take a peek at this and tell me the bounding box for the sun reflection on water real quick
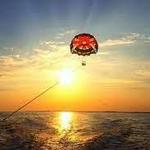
[58,112,73,133]
[51,112,89,143]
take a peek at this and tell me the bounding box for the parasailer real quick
[70,33,98,66]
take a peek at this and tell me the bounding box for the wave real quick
[0,112,149,150]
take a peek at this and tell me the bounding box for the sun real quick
[58,69,75,85]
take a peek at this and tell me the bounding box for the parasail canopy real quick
[70,33,98,56]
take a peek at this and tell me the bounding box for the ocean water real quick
[0,112,149,150]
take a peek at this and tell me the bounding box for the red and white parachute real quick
[70,33,98,65]
[70,33,98,56]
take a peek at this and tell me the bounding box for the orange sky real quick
[0,30,150,112]
[0,60,150,112]
[0,0,150,112]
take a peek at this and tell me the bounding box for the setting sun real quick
[58,69,75,85]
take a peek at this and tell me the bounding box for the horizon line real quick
[0,110,150,113]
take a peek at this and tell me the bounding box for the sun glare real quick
[59,112,73,131]
[58,69,74,85]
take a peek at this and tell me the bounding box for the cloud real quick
[0,87,13,91]
[135,70,150,79]
[0,74,3,77]
[100,39,135,47]
[0,30,149,91]
[100,33,140,48]
[56,29,77,39]
[0,38,70,75]
[39,40,66,52]
[144,36,150,43]
[0,31,149,73]
[128,33,150,43]
[0,54,31,72]
[1,31,149,74]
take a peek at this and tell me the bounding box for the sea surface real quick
[0,112,150,150]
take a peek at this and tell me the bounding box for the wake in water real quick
[0,112,150,150]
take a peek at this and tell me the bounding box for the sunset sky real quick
[0,0,150,112]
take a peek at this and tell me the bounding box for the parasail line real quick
[1,65,82,122]
[2,82,58,121]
